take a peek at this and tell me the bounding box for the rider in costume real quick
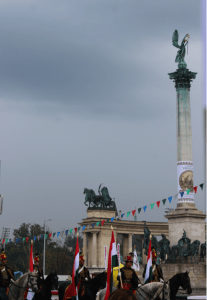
[77,253,90,298]
[143,249,164,282]
[0,250,15,300]
[117,255,141,295]
[33,251,44,292]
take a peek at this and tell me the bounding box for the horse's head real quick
[180,272,192,294]
[49,271,59,290]
[162,282,170,300]
[28,272,38,292]
[99,271,107,290]
[83,188,87,194]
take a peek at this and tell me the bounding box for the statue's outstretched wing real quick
[172,30,181,49]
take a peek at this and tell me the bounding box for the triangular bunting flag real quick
[26,237,29,242]
[187,189,190,195]
[150,204,154,209]
[143,206,147,212]
[45,234,48,240]
[9,239,11,243]
[132,210,136,216]
[180,191,184,197]
[74,228,77,233]
[101,220,105,226]
[49,233,52,239]
[57,232,60,237]
[5,239,8,244]
[65,230,68,236]
[41,235,44,239]
[199,183,204,190]
[156,201,160,208]
[138,208,141,214]
[162,199,166,205]
[106,219,110,223]
[82,226,86,231]
[193,186,197,194]
[70,229,73,234]
[97,221,100,226]
[92,223,95,228]
[78,227,81,231]
[34,236,36,241]
[53,232,56,238]
[121,213,125,218]
[111,217,114,222]
[127,212,130,217]
[23,238,25,243]
[168,196,172,203]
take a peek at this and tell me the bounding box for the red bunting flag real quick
[193,186,197,194]
[2,239,5,244]
[74,228,77,234]
[49,233,52,239]
[101,220,105,226]
[132,210,136,216]
[26,237,29,242]
[156,201,160,208]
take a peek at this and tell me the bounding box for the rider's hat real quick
[34,251,40,262]
[152,249,157,259]
[79,253,85,262]
[125,255,133,263]
[0,249,7,261]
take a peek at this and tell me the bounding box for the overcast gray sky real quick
[0,0,205,236]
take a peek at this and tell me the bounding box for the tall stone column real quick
[166,59,205,246]
[128,234,133,254]
[92,232,98,267]
[83,232,87,266]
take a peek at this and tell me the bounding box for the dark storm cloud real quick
[0,0,201,120]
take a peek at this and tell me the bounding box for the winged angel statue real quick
[172,30,190,63]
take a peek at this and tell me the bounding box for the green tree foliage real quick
[4,223,83,275]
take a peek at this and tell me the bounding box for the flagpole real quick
[111,225,123,289]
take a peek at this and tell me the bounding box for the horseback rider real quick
[77,253,90,298]
[143,249,164,283]
[117,254,141,295]
[0,249,15,300]
[33,251,44,292]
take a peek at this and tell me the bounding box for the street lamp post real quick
[43,219,52,276]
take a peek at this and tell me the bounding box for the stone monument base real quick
[165,203,206,246]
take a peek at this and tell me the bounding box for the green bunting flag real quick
[127,212,130,217]
[187,189,190,195]
[162,199,166,205]
[150,203,154,209]
[199,183,204,190]
[5,239,8,244]
[23,237,25,243]
[78,227,81,231]
[106,218,110,223]
[45,234,48,239]
[70,229,73,234]
[138,208,141,214]
[96,222,100,226]
[53,233,56,238]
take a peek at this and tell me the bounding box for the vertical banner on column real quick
[104,245,107,270]
[117,243,120,265]
[177,161,194,203]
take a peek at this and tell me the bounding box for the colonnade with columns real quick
[79,209,169,274]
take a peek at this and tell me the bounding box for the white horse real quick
[8,271,38,300]
[97,282,170,300]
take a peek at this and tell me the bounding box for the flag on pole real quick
[104,230,118,300]
[133,246,140,271]
[71,236,80,300]
[29,241,34,272]
[144,239,152,283]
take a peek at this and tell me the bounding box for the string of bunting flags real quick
[1,183,204,245]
